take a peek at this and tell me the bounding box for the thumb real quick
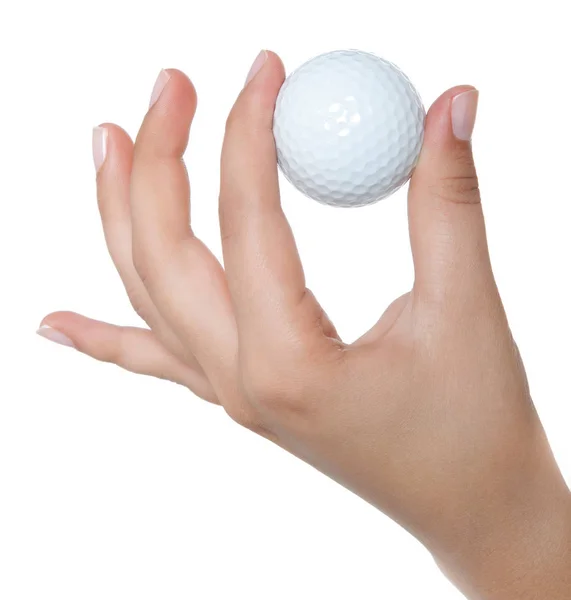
[408,86,493,302]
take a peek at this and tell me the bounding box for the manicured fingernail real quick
[451,89,479,141]
[150,69,171,108]
[36,325,75,349]
[245,50,268,87]
[92,126,108,173]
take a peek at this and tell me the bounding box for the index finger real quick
[219,51,308,344]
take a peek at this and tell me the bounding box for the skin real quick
[40,52,571,598]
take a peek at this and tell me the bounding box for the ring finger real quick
[94,122,207,376]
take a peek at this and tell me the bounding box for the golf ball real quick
[273,50,425,208]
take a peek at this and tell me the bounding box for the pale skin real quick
[38,51,571,598]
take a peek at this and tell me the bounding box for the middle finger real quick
[129,70,238,392]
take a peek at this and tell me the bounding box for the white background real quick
[1,1,570,598]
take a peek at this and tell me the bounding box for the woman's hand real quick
[38,51,571,598]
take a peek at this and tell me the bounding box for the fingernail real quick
[245,50,268,87]
[451,89,479,141]
[36,325,75,349]
[150,69,171,108]
[92,126,108,173]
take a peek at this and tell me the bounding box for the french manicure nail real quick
[36,325,76,349]
[150,69,171,109]
[451,89,479,141]
[245,50,268,87]
[92,126,108,173]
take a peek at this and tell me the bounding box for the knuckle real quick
[124,286,149,323]
[224,105,245,136]
[429,173,480,205]
[107,327,130,367]
[224,95,265,139]
[213,380,266,434]
[218,207,236,246]
[240,351,318,419]
[132,240,170,290]
[132,245,151,283]
[223,399,264,433]
[243,370,287,408]
[428,146,481,205]
[131,302,148,323]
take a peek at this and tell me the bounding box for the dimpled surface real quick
[273,50,425,207]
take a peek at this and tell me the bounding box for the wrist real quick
[434,484,571,599]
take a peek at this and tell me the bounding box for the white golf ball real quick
[273,50,425,208]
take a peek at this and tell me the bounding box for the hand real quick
[38,51,571,598]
